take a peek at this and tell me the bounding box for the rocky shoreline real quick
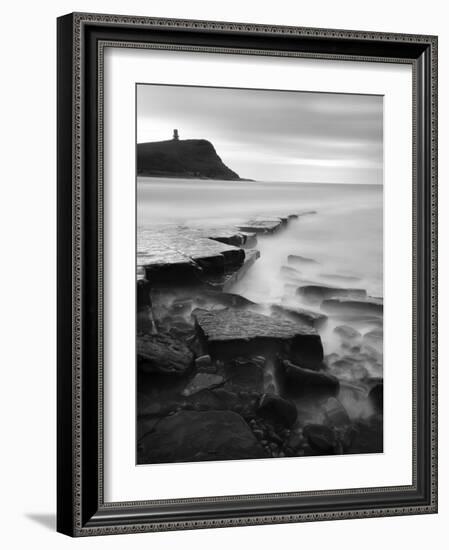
[137,212,383,464]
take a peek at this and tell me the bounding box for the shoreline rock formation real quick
[136,210,384,465]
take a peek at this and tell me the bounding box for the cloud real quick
[137,84,383,184]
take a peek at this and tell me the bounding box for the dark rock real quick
[182,373,224,396]
[303,424,337,453]
[137,333,194,375]
[195,354,213,369]
[321,298,383,316]
[281,360,339,399]
[271,304,328,329]
[137,307,157,336]
[137,279,152,309]
[266,430,284,446]
[286,432,304,451]
[224,357,265,393]
[138,410,266,464]
[323,397,351,427]
[369,383,383,413]
[168,316,195,339]
[297,285,367,303]
[288,254,318,266]
[348,416,383,454]
[171,298,193,314]
[192,308,323,369]
[257,393,298,427]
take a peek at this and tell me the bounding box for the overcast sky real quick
[137,84,383,185]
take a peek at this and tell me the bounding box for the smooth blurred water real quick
[138,176,383,298]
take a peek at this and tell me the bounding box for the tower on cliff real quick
[173,129,179,141]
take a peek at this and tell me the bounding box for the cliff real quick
[137,139,244,180]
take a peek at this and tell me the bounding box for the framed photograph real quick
[57,12,438,536]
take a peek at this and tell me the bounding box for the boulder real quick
[137,333,194,375]
[257,393,298,427]
[281,360,339,399]
[138,410,266,464]
[303,424,337,453]
[182,373,224,396]
[297,285,367,303]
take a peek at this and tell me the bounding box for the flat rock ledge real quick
[321,298,383,317]
[138,214,300,289]
[192,308,323,368]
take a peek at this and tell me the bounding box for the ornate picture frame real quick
[57,12,438,536]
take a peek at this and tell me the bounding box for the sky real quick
[137,84,383,185]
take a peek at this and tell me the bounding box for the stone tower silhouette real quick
[173,129,179,141]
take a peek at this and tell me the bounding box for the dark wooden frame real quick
[57,12,438,537]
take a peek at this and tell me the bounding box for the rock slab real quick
[193,308,323,368]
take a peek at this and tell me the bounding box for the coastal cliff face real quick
[137,138,242,180]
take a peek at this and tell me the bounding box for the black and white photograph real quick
[136,84,384,465]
